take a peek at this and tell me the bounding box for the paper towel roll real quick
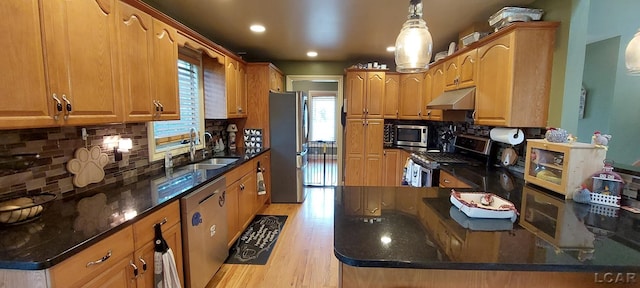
[490,128,524,145]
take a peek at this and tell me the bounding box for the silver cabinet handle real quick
[139,257,147,274]
[129,260,139,279]
[62,95,71,120]
[86,250,112,267]
[52,94,63,120]
[157,101,164,112]
[472,110,477,120]
[443,179,451,183]
[368,207,379,214]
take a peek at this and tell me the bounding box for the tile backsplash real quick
[0,119,229,199]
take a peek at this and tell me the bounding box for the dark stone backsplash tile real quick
[0,123,161,198]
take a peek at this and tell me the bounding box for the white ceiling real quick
[142,0,536,63]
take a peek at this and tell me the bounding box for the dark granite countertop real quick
[0,149,269,270]
[334,169,640,272]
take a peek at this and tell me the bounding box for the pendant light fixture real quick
[625,28,640,75]
[394,0,433,73]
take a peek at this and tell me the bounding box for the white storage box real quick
[489,7,544,28]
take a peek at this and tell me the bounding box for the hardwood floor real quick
[208,187,339,288]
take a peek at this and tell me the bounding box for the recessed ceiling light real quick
[250,24,266,33]
[307,51,318,57]
[386,46,396,52]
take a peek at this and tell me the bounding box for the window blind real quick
[154,59,201,146]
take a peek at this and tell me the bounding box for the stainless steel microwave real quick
[395,125,428,148]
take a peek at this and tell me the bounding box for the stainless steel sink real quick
[192,163,226,170]
[198,158,239,165]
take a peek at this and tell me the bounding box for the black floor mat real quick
[225,215,287,265]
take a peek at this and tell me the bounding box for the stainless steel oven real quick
[395,125,428,148]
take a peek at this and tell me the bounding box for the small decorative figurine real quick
[592,131,612,150]
[573,184,592,204]
[589,160,624,207]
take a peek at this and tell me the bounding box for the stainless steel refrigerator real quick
[269,91,308,203]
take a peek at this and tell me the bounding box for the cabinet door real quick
[118,2,154,122]
[421,71,434,120]
[457,49,477,89]
[345,119,365,186]
[398,73,423,119]
[152,19,180,120]
[444,58,459,91]
[226,182,240,247]
[439,170,472,188]
[41,0,121,125]
[238,172,257,230]
[256,152,271,211]
[383,73,399,119]
[476,33,513,126]
[80,256,135,288]
[346,71,366,118]
[0,0,54,129]
[429,64,445,121]
[237,61,248,117]
[225,58,239,117]
[134,223,184,288]
[383,150,400,186]
[366,71,385,118]
[364,119,384,186]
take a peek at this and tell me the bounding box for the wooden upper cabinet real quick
[444,58,459,91]
[428,64,445,121]
[237,61,248,117]
[366,71,385,118]
[41,0,122,125]
[151,19,180,120]
[345,70,384,119]
[225,57,247,118]
[226,58,239,117]
[118,2,155,122]
[398,73,423,119]
[458,49,478,89]
[475,23,557,127]
[346,71,366,118]
[0,0,54,129]
[383,73,399,119]
[364,119,384,186]
[421,70,434,120]
[269,66,284,92]
[444,49,477,91]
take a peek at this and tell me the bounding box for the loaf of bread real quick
[536,169,561,184]
[0,197,43,224]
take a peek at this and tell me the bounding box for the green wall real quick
[581,0,640,166]
[292,81,339,93]
[578,37,618,144]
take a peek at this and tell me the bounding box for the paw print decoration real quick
[67,146,109,187]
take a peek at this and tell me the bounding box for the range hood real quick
[427,87,475,110]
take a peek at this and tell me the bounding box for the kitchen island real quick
[334,179,640,287]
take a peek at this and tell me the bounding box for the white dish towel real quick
[257,171,266,195]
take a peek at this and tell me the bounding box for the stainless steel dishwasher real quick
[181,177,228,288]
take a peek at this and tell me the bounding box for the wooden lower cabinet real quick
[339,263,625,288]
[439,170,472,188]
[225,155,270,248]
[79,256,135,288]
[255,151,271,212]
[345,118,383,186]
[48,201,184,288]
[382,149,399,186]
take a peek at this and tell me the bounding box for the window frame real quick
[308,90,337,142]
[147,47,205,162]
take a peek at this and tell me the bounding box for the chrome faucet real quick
[189,127,198,162]
[203,131,213,158]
